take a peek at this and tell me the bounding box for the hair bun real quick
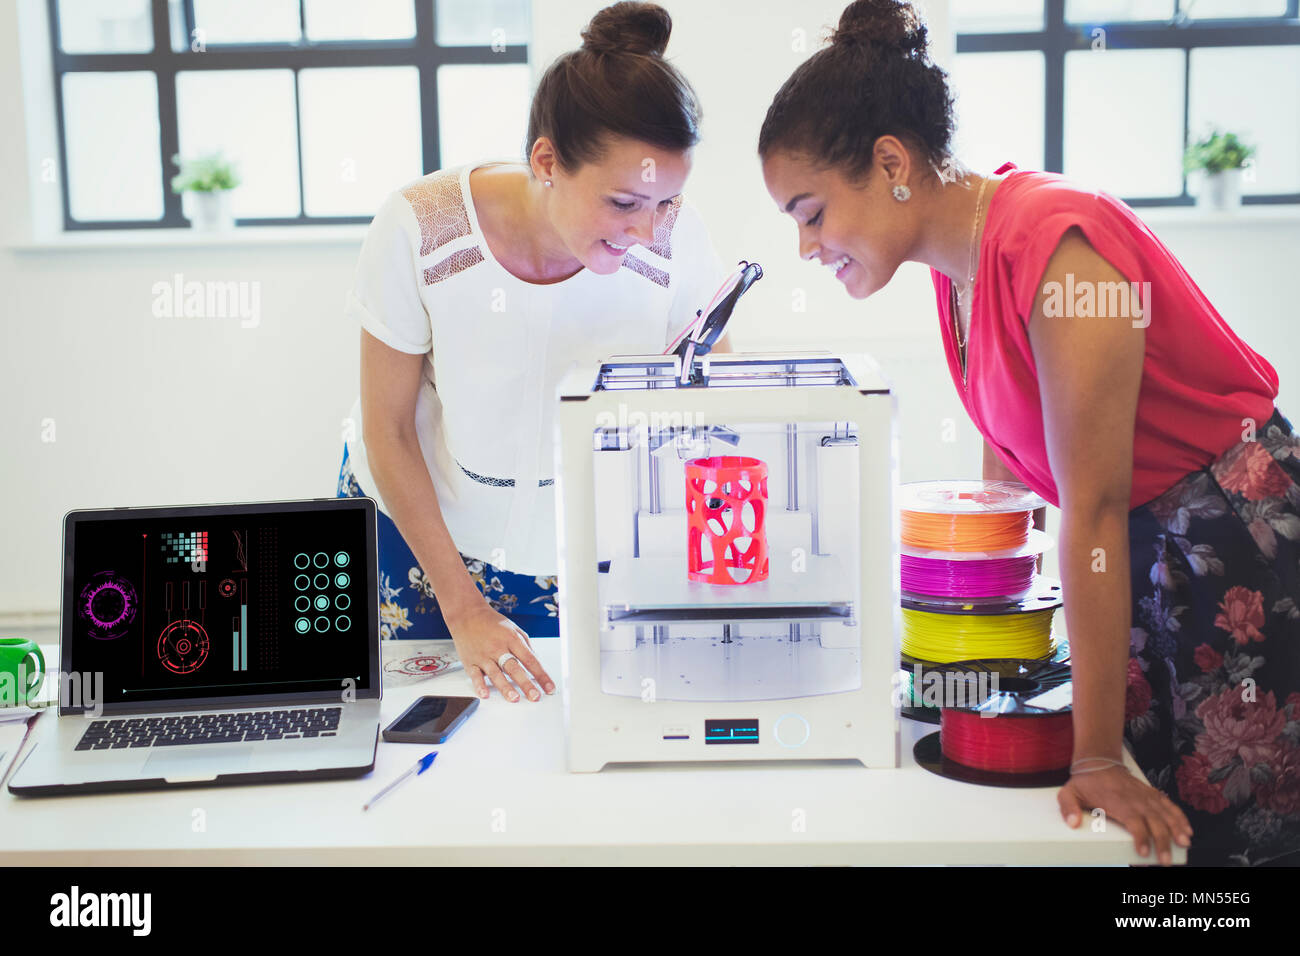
[831,0,929,58]
[580,1,672,57]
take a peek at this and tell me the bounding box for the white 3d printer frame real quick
[555,350,901,772]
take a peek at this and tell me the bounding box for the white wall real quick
[1,0,1296,618]
[0,0,369,620]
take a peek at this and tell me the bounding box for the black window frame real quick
[955,0,1300,206]
[47,0,529,230]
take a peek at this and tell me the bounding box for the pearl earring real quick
[544,180,553,188]
[892,184,911,202]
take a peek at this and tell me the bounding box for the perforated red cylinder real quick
[685,456,769,585]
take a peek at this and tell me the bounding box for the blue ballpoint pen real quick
[363,751,437,811]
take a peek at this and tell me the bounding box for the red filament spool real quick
[685,456,769,585]
[940,709,1073,774]
[941,676,1071,775]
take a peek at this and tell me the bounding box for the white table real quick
[0,641,1177,865]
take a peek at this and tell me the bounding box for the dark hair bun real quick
[758,0,954,181]
[832,0,929,58]
[581,1,672,57]
[527,0,697,170]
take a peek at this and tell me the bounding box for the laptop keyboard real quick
[75,707,342,750]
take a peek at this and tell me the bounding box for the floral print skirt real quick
[336,445,559,641]
[1126,407,1300,865]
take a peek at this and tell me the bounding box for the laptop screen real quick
[63,499,378,712]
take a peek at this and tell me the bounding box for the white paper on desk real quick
[0,712,38,785]
[1024,682,1072,712]
[0,705,45,724]
[381,640,462,686]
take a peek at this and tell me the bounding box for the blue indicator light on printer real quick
[704,719,760,744]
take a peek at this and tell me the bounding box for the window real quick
[48,0,531,229]
[952,0,1300,205]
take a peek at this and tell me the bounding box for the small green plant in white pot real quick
[1183,130,1254,211]
[171,152,241,230]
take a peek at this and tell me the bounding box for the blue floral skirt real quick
[335,446,559,641]
[1126,407,1300,865]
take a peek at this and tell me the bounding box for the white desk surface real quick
[0,640,1178,865]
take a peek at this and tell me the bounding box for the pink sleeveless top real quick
[931,162,1280,510]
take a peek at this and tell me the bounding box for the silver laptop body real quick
[9,498,381,794]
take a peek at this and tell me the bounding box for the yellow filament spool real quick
[900,606,1057,663]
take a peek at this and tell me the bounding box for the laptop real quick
[9,498,381,795]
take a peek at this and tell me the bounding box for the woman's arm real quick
[982,438,1046,533]
[360,329,554,701]
[1026,227,1190,863]
[360,330,483,620]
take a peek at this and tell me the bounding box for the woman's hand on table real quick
[444,602,554,702]
[1058,765,1192,865]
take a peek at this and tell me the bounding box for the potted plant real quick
[171,152,241,230]
[1183,130,1255,211]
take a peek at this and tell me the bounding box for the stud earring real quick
[892,184,911,202]
[544,180,553,188]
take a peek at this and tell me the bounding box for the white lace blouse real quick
[344,161,724,575]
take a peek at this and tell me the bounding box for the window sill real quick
[1133,204,1300,226]
[9,224,370,252]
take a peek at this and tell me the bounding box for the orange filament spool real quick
[898,480,1045,553]
[900,510,1034,552]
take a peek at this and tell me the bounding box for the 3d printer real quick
[554,263,900,771]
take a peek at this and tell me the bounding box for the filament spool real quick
[902,554,1036,601]
[900,578,1062,664]
[898,657,1071,726]
[899,479,1045,553]
[913,674,1075,788]
[901,606,1057,662]
[900,528,1052,604]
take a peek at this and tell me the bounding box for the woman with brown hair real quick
[339,2,727,704]
[760,0,1298,866]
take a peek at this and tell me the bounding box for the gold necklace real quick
[953,175,989,353]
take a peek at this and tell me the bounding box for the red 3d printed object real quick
[685,456,769,585]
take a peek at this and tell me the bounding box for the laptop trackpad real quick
[144,747,253,780]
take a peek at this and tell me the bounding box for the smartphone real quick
[382,696,479,744]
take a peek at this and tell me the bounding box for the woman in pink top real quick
[760,0,1299,866]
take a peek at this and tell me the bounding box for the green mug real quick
[0,637,45,706]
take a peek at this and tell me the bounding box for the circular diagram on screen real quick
[157,620,210,674]
[78,571,138,640]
